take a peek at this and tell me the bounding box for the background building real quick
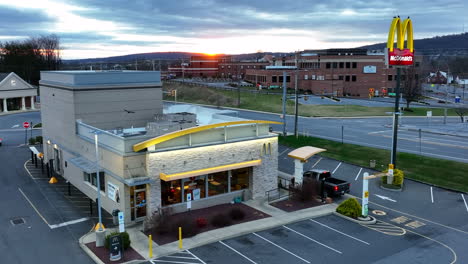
[0,72,37,113]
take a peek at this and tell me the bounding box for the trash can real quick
[112,209,120,225]
[370,160,376,168]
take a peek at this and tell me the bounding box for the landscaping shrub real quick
[28,138,36,145]
[211,213,232,227]
[381,169,405,187]
[336,198,362,219]
[35,136,43,144]
[196,217,208,228]
[33,123,42,128]
[229,208,245,220]
[173,220,198,238]
[291,180,319,202]
[104,231,131,250]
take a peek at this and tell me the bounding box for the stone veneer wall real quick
[146,137,278,213]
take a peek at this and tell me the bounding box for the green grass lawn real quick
[279,135,468,193]
[164,83,457,117]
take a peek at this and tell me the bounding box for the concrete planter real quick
[333,211,376,225]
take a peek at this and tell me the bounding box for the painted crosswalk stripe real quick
[186,249,206,264]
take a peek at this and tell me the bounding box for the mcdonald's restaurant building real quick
[40,71,279,224]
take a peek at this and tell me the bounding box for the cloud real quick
[0,0,466,58]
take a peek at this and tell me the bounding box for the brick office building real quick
[244,49,422,98]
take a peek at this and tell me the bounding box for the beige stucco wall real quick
[146,137,278,213]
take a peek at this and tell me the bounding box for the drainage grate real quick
[10,218,25,226]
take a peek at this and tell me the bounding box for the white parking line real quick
[354,168,363,181]
[282,226,342,254]
[332,162,342,173]
[430,187,434,203]
[309,219,370,245]
[219,241,257,264]
[186,249,206,264]
[311,157,322,169]
[151,260,199,264]
[49,217,89,229]
[279,147,290,156]
[253,232,311,263]
[462,194,468,213]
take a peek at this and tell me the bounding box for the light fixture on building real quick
[47,140,51,145]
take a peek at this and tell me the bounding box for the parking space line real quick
[165,255,197,260]
[430,187,434,203]
[151,260,199,264]
[219,241,257,264]
[279,147,290,156]
[18,187,50,226]
[354,168,362,181]
[462,194,468,213]
[309,219,370,245]
[253,232,312,263]
[282,226,342,254]
[49,217,89,229]
[332,162,342,173]
[311,157,322,169]
[186,249,206,264]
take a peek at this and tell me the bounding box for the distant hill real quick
[64,51,291,64]
[359,32,468,56]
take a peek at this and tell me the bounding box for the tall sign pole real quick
[386,16,414,175]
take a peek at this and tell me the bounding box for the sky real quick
[0,0,467,59]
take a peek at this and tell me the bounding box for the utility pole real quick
[282,71,287,136]
[294,52,299,138]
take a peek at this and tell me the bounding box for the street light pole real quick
[294,71,299,138]
[93,130,106,247]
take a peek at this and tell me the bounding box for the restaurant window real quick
[184,176,206,201]
[208,171,229,196]
[84,172,105,192]
[161,179,182,206]
[231,168,250,192]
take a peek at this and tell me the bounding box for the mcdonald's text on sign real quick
[386,17,414,66]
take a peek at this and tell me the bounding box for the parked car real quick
[303,169,350,197]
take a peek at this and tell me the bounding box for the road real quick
[0,111,94,263]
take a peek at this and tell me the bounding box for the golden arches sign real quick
[386,17,414,66]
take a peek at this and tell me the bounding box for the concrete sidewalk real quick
[79,198,337,263]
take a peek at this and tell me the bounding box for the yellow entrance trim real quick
[133,120,282,152]
[160,159,262,181]
[288,146,327,162]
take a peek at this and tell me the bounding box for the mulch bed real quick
[85,242,144,264]
[146,203,270,245]
[271,198,324,212]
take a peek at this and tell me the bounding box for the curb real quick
[406,127,468,138]
[79,233,105,264]
[379,184,403,192]
[332,212,377,225]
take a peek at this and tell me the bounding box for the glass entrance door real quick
[130,185,147,221]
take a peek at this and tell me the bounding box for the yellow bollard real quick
[149,235,153,258]
[178,227,182,249]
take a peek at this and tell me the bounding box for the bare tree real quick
[454,106,468,123]
[402,66,422,109]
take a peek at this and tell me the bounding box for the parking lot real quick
[147,214,455,264]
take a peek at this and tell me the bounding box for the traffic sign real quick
[23,122,30,129]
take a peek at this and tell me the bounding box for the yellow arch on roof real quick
[133,120,282,152]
